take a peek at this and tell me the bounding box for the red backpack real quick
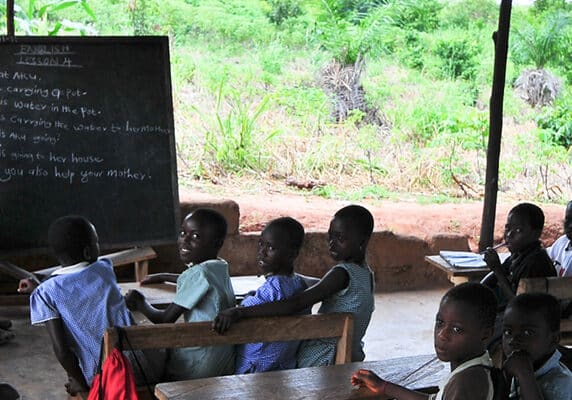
[88,327,155,400]
[87,347,138,400]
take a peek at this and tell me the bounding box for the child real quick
[236,217,309,374]
[214,204,375,367]
[30,215,162,395]
[125,208,236,380]
[502,293,572,400]
[483,202,556,304]
[351,282,498,400]
[547,200,572,277]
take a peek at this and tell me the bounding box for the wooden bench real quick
[87,313,353,400]
[517,276,572,345]
[0,247,156,306]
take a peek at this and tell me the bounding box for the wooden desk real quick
[119,275,267,307]
[155,354,447,400]
[425,255,490,285]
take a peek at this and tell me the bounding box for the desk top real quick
[119,275,267,307]
[155,354,447,400]
[425,255,490,279]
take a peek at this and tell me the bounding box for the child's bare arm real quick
[213,267,349,333]
[483,249,515,300]
[503,350,544,400]
[295,273,321,287]
[45,319,89,394]
[125,289,185,323]
[140,273,180,285]
[351,369,429,400]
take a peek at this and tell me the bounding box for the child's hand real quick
[503,349,534,378]
[17,278,38,294]
[351,369,387,394]
[140,273,164,285]
[125,289,145,311]
[212,307,241,333]
[483,248,502,273]
[65,376,88,395]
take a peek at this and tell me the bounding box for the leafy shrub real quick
[265,0,303,25]
[536,93,572,148]
[511,11,571,69]
[439,0,498,30]
[381,0,442,32]
[433,34,482,81]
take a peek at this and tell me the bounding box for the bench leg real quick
[134,261,149,282]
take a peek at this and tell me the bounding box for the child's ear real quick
[532,228,543,239]
[481,326,494,343]
[83,246,94,262]
[550,331,561,348]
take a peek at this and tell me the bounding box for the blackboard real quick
[0,36,179,255]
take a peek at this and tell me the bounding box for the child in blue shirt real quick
[502,293,572,400]
[214,204,375,366]
[30,215,164,395]
[236,217,309,374]
[125,208,236,381]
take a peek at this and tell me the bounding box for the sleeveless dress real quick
[296,262,375,367]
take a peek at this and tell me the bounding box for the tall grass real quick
[4,0,571,202]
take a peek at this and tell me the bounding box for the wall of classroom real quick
[1,193,565,292]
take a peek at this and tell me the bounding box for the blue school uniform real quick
[297,262,375,367]
[30,259,133,385]
[235,274,308,374]
[510,350,572,400]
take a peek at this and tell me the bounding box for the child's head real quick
[328,205,374,264]
[258,217,305,276]
[502,293,560,369]
[434,282,497,369]
[178,208,227,265]
[564,200,572,241]
[48,215,99,266]
[504,203,544,253]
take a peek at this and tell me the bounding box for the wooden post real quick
[7,0,14,36]
[479,0,513,251]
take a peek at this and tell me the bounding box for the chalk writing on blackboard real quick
[0,36,179,255]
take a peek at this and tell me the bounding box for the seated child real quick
[30,215,163,395]
[547,200,572,277]
[236,217,309,374]
[214,204,375,367]
[483,202,556,304]
[125,208,236,381]
[351,282,499,400]
[502,293,572,400]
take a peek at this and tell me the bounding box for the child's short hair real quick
[509,202,545,231]
[442,282,497,330]
[334,205,374,239]
[188,208,228,240]
[265,217,305,251]
[48,215,95,261]
[507,292,561,332]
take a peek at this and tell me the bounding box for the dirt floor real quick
[183,187,567,249]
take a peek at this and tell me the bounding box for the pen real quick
[480,242,507,254]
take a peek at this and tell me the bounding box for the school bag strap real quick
[88,326,157,400]
[117,326,157,400]
[467,365,509,400]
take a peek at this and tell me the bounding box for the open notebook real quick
[439,251,487,268]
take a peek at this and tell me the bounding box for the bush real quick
[536,93,572,148]
[265,0,303,25]
[439,0,498,30]
[381,0,442,32]
[433,34,482,81]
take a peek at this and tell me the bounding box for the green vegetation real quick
[2,0,571,203]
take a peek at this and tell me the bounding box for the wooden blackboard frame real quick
[0,36,179,256]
